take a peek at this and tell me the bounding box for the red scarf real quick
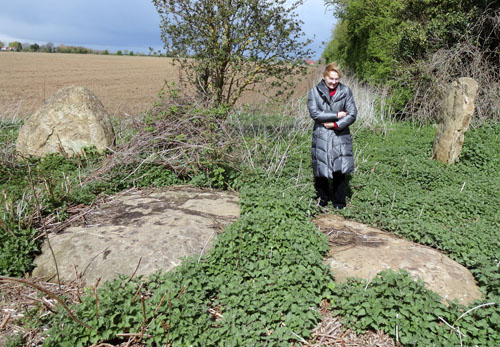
[329,88,339,129]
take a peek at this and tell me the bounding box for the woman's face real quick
[324,71,340,90]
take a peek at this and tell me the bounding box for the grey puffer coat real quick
[308,80,357,178]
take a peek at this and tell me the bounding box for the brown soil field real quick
[0,52,319,119]
[0,52,181,118]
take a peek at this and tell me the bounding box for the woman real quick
[308,63,357,209]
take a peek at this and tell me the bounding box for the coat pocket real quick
[340,141,353,157]
[340,135,353,157]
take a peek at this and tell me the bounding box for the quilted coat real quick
[308,80,357,178]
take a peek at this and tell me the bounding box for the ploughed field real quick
[0,52,180,118]
[0,52,317,119]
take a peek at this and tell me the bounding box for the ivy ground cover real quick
[333,122,500,345]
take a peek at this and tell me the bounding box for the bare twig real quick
[127,257,143,283]
[92,277,101,318]
[0,276,92,330]
[27,164,62,288]
[454,302,496,324]
[0,311,11,330]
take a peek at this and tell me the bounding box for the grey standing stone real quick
[432,77,479,164]
[16,85,115,158]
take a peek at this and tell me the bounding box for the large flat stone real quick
[315,214,482,306]
[32,187,239,284]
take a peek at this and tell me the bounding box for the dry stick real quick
[460,181,466,192]
[47,205,97,234]
[27,164,62,289]
[73,265,84,304]
[0,216,16,237]
[454,302,496,324]
[82,247,110,278]
[437,316,466,338]
[132,283,144,304]
[144,292,168,332]
[0,276,92,330]
[0,311,11,330]
[140,296,147,340]
[317,320,333,346]
[41,297,58,313]
[166,289,172,345]
[198,230,215,263]
[291,330,307,344]
[92,277,101,318]
[127,257,143,283]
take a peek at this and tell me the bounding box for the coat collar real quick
[317,80,345,103]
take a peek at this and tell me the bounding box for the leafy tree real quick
[40,42,54,53]
[29,43,40,52]
[0,41,4,48]
[323,0,496,80]
[116,50,123,55]
[55,44,93,54]
[323,0,500,119]
[152,0,312,108]
[55,44,66,53]
[8,41,22,51]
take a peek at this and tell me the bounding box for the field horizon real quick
[0,52,318,119]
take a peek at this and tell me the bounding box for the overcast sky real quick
[0,0,336,59]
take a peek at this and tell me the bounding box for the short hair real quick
[323,63,342,78]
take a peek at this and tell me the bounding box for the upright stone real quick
[431,77,479,164]
[16,86,115,157]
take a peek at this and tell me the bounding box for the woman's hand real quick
[338,111,347,118]
[323,122,336,129]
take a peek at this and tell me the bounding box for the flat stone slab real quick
[315,214,482,306]
[32,187,239,284]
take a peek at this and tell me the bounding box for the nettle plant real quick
[332,270,499,345]
[335,121,500,345]
[6,109,500,345]
[42,130,336,346]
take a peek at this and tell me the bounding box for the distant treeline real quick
[0,40,162,56]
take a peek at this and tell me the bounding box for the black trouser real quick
[314,172,346,208]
